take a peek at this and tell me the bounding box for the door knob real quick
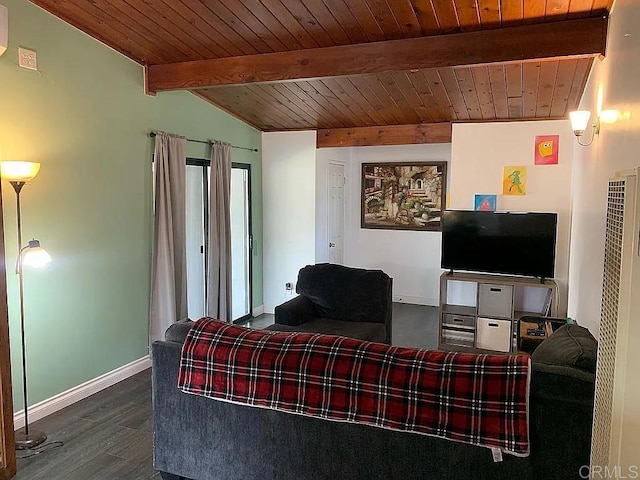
[329,243,335,247]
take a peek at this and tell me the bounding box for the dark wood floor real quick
[13,303,437,479]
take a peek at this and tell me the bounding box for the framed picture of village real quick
[361,162,447,231]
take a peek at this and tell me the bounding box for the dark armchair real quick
[266,263,393,344]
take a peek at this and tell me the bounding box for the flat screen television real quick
[441,210,558,279]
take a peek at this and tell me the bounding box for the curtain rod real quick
[149,132,259,152]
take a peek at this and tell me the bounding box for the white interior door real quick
[328,163,345,264]
[230,166,251,321]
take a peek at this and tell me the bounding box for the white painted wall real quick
[262,131,316,313]
[568,0,640,339]
[450,121,575,317]
[316,144,452,306]
[568,0,640,466]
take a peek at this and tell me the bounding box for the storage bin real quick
[476,317,512,352]
[478,283,514,319]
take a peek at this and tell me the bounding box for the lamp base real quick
[15,429,47,450]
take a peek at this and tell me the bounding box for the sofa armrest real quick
[274,295,317,326]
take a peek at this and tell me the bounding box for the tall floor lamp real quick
[0,161,51,449]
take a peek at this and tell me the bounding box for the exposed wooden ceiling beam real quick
[317,123,453,148]
[146,16,607,93]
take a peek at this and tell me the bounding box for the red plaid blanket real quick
[178,318,530,456]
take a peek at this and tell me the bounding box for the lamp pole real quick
[9,180,46,449]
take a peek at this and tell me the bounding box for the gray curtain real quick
[206,140,232,322]
[150,132,188,342]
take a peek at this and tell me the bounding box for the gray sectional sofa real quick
[152,322,596,480]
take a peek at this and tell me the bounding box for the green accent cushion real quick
[531,324,598,373]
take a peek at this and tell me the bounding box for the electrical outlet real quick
[285,282,293,291]
[18,47,38,71]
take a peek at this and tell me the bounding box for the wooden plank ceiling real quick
[31,0,613,145]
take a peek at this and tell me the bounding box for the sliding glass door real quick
[185,160,252,323]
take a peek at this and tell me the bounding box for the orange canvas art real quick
[503,166,527,195]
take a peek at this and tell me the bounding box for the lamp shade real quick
[569,111,591,135]
[0,161,41,182]
[22,240,51,268]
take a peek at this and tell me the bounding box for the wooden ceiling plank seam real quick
[534,60,558,117]
[390,71,436,122]
[505,62,523,98]
[183,2,264,55]
[271,82,341,127]
[232,0,310,50]
[317,123,453,147]
[276,0,337,47]
[375,72,424,124]
[344,76,402,125]
[191,90,263,130]
[340,0,387,41]
[119,0,210,60]
[332,77,389,125]
[115,0,208,60]
[216,0,292,52]
[478,0,501,27]
[196,90,274,129]
[487,64,509,118]
[157,0,236,58]
[430,0,462,31]
[247,84,317,127]
[316,78,380,126]
[591,0,612,14]
[285,82,351,128]
[384,0,424,38]
[522,61,541,118]
[255,0,322,49]
[406,70,447,122]
[522,0,546,24]
[140,0,226,58]
[254,83,322,127]
[34,0,165,65]
[437,68,471,120]
[500,0,524,26]
[453,67,483,119]
[299,0,353,45]
[239,87,307,128]
[453,0,482,31]
[566,57,594,110]
[359,75,413,124]
[410,0,442,33]
[567,0,596,19]
[198,0,275,53]
[470,65,497,119]
[207,86,292,129]
[87,0,188,63]
[146,16,608,91]
[299,80,361,126]
[545,0,570,20]
[362,0,404,39]
[549,58,579,117]
[319,0,370,43]
[422,69,457,119]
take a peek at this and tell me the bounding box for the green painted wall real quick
[0,0,263,411]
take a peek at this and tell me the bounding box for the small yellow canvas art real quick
[503,166,526,195]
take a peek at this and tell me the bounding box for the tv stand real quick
[438,271,558,354]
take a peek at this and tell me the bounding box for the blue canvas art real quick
[474,194,497,212]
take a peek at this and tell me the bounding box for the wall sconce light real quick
[570,110,600,146]
[570,109,620,147]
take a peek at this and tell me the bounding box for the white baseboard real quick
[252,305,265,317]
[263,305,276,315]
[13,355,151,429]
[393,295,439,307]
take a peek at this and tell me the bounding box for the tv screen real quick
[441,211,558,279]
